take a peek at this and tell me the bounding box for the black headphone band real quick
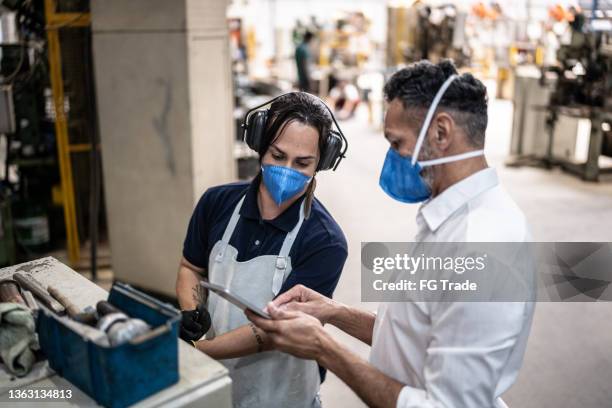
[242,92,348,170]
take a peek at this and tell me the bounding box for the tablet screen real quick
[200,281,271,319]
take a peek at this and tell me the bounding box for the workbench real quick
[0,257,232,407]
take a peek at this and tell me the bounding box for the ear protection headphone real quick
[241,92,348,171]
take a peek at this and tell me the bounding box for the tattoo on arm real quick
[249,323,264,352]
[192,283,207,305]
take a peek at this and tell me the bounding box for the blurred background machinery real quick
[509,1,612,181]
[387,2,471,67]
[0,0,105,274]
[0,0,608,279]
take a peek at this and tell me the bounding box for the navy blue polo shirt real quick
[183,176,347,383]
[183,176,347,297]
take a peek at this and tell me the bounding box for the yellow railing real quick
[44,0,91,265]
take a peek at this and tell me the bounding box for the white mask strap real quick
[419,149,485,167]
[411,74,459,166]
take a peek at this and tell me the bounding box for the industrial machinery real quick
[387,2,470,67]
[0,0,105,271]
[509,5,612,181]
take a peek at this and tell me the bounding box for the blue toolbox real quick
[36,282,181,408]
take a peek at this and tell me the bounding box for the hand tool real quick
[48,285,98,326]
[13,273,65,315]
[21,290,39,311]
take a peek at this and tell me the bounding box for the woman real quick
[175,92,348,407]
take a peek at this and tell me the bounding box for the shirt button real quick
[254,240,260,246]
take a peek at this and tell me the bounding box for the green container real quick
[13,201,50,254]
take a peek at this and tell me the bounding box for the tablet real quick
[200,281,271,319]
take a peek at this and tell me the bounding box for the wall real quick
[92,0,235,296]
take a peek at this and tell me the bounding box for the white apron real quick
[207,195,321,408]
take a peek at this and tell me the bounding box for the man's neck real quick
[257,183,302,220]
[431,156,488,197]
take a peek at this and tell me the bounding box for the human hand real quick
[271,284,339,325]
[179,304,211,342]
[246,303,330,361]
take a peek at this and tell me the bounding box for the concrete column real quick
[92,0,235,296]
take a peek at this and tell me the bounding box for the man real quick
[327,78,361,120]
[296,31,314,93]
[248,60,535,407]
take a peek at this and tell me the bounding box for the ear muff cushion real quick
[318,130,343,171]
[245,110,269,152]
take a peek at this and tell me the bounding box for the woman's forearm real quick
[176,268,201,310]
[195,324,269,360]
[176,257,206,310]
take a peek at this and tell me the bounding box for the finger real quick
[245,309,265,325]
[271,285,304,308]
[246,310,280,332]
[182,322,200,332]
[268,303,301,320]
[245,309,263,325]
[283,301,307,312]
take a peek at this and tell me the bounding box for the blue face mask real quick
[379,148,431,203]
[261,164,312,206]
[379,74,485,204]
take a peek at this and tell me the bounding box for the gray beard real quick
[418,142,435,191]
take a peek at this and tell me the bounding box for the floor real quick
[314,99,612,408]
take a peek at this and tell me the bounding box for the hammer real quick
[47,286,98,326]
[13,273,65,315]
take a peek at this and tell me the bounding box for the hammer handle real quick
[13,273,65,314]
[22,290,39,311]
[97,301,121,316]
[48,286,82,317]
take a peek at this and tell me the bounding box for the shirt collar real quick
[240,174,305,232]
[419,168,499,232]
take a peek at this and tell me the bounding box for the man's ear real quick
[430,112,454,152]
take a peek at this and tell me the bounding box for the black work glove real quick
[179,303,211,343]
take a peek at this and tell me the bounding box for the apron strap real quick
[278,200,306,258]
[272,200,307,295]
[215,195,246,262]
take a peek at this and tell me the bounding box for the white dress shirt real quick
[369,168,535,408]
